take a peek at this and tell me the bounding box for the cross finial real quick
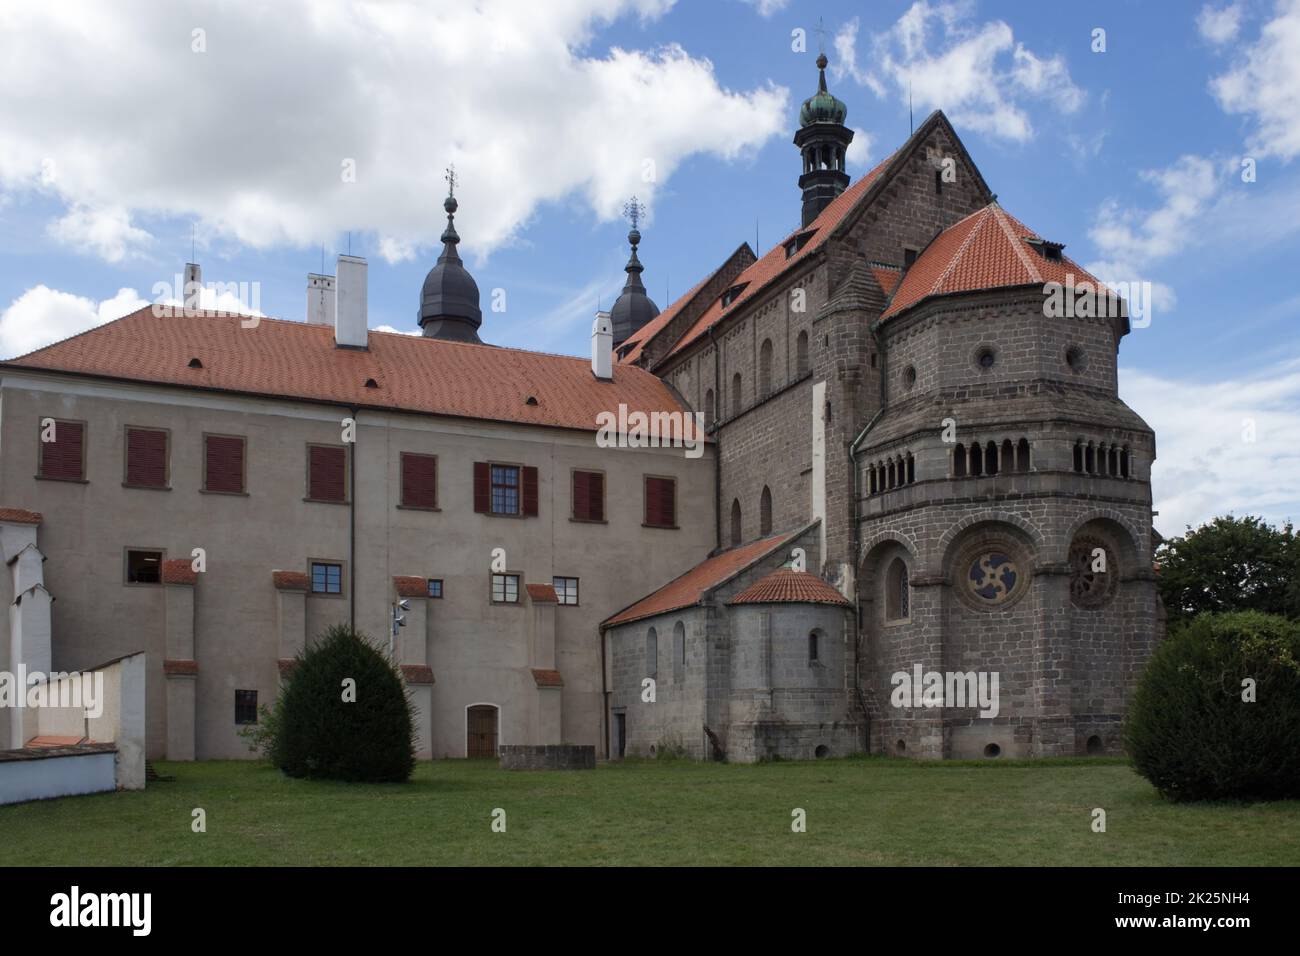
[622,195,646,232]
[815,16,827,55]
[444,164,457,198]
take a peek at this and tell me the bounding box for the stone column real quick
[162,559,198,761]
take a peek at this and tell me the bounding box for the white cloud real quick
[1197,3,1244,45]
[830,1,1083,143]
[45,204,152,262]
[1121,358,1300,535]
[845,127,874,168]
[739,0,788,16]
[1209,0,1300,160]
[0,286,148,358]
[0,0,787,265]
[1085,155,1222,312]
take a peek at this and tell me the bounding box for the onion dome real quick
[799,54,848,126]
[610,201,660,349]
[419,180,483,343]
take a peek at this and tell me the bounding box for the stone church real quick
[0,55,1159,764]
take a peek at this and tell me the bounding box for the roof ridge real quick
[990,205,1044,284]
[929,206,992,297]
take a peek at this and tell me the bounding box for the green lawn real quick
[2,756,1297,866]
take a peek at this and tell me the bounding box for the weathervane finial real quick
[622,195,646,233]
[815,16,826,55]
[444,164,457,198]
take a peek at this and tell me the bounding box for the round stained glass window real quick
[966,552,1019,604]
[1069,536,1119,608]
[954,535,1031,611]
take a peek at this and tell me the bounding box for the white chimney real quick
[592,310,612,380]
[335,254,368,349]
[183,262,202,312]
[306,273,336,326]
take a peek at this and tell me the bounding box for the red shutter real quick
[41,420,84,480]
[473,462,490,513]
[645,476,675,527]
[402,453,438,509]
[588,471,604,522]
[522,466,539,517]
[205,435,245,493]
[126,428,167,487]
[660,478,676,527]
[644,476,659,526]
[572,471,589,521]
[309,445,347,502]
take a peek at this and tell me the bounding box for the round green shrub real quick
[269,624,416,782]
[1125,611,1300,801]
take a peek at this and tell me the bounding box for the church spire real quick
[794,46,854,228]
[419,165,484,343]
[610,196,660,349]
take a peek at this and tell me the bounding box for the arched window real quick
[808,630,820,663]
[759,338,773,396]
[1016,438,1030,472]
[986,441,999,476]
[760,485,773,536]
[970,442,983,476]
[906,452,915,484]
[954,444,967,478]
[645,627,658,679]
[704,388,715,424]
[796,330,809,375]
[885,558,910,621]
[1073,440,1084,473]
[1108,445,1118,476]
[730,498,742,547]
[673,620,686,667]
[1085,442,1096,474]
[1120,446,1130,478]
[731,372,742,417]
[1001,439,1014,473]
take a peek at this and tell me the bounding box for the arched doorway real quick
[466,704,499,758]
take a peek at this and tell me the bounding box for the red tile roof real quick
[531,668,563,687]
[728,568,851,607]
[161,559,197,585]
[0,508,42,525]
[870,265,902,297]
[526,583,558,603]
[602,528,803,627]
[882,203,1103,319]
[272,570,310,591]
[618,271,715,367]
[401,664,435,685]
[2,307,701,439]
[393,575,428,599]
[657,152,897,365]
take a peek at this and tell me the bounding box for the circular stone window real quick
[954,535,1030,611]
[903,365,917,390]
[975,347,996,370]
[1069,536,1119,608]
[984,743,1001,758]
[1065,346,1085,372]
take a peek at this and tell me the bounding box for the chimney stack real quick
[306,273,336,326]
[335,255,368,349]
[592,310,612,380]
[183,262,202,312]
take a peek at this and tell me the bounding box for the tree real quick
[260,624,416,783]
[1156,515,1298,627]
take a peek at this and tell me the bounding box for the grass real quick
[2,756,1298,866]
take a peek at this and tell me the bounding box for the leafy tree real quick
[1125,611,1300,801]
[1156,515,1298,627]
[255,624,416,782]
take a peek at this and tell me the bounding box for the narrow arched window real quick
[759,338,773,397]
[906,452,915,484]
[645,627,658,679]
[673,620,686,670]
[731,372,742,417]
[1017,438,1030,472]
[808,630,820,663]
[796,330,809,376]
[1120,446,1130,478]
[1073,440,1084,473]
[986,440,999,476]
[1108,445,1118,476]
[1086,442,1096,474]
[704,388,715,424]
[954,444,967,478]
[760,485,773,536]
[1002,439,1014,473]
[869,465,878,494]
[970,442,983,476]
[885,558,910,621]
[730,498,742,547]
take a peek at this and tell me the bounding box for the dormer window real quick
[783,230,816,259]
[1026,237,1064,262]
[720,282,750,309]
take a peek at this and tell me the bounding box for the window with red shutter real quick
[39,419,85,481]
[473,461,491,513]
[573,470,605,522]
[125,427,168,488]
[307,445,347,502]
[401,453,438,509]
[644,476,676,528]
[522,465,539,517]
[203,435,246,494]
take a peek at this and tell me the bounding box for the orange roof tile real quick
[602,528,803,627]
[882,203,1104,319]
[659,152,897,365]
[393,575,428,599]
[401,664,435,685]
[272,570,309,591]
[0,508,42,525]
[618,271,714,367]
[728,568,851,607]
[526,583,558,603]
[531,668,563,687]
[2,307,701,439]
[25,735,88,748]
[870,265,902,297]
[161,559,197,585]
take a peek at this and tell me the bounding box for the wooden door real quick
[467,705,498,758]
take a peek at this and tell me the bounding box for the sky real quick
[0,0,1297,537]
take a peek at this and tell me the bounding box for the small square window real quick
[125,549,163,585]
[491,465,520,515]
[491,573,520,604]
[427,578,443,599]
[311,561,343,595]
[235,690,258,725]
[553,576,579,606]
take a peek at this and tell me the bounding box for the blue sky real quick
[0,0,1297,534]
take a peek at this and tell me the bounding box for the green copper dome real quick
[799,53,847,126]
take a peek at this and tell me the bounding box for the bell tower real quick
[794,52,854,228]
